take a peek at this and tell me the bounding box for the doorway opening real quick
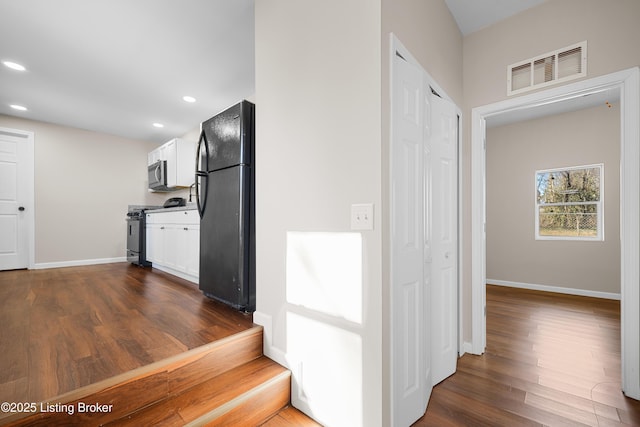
[470,67,640,399]
[484,92,622,411]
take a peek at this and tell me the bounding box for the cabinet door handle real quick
[160,226,165,230]
[184,227,188,231]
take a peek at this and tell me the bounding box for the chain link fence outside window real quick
[538,211,597,237]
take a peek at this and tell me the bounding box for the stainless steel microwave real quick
[148,160,168,191]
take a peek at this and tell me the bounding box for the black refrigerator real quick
[195,100,255,312]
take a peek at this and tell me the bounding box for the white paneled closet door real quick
[430,94,458,386]
[391,50,431,426]
[391,39,460,426]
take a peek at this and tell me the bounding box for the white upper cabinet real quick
[148,138,196,190]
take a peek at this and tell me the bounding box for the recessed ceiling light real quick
[3,61,26,71]
[152,123,164,128]
[182,96,196,103]
[10,104,27,111]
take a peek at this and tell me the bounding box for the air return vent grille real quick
[507,41,587,96]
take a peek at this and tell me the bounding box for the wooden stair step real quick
[3,326,264,426]
[259,406,323,426]
[108,356,290,426]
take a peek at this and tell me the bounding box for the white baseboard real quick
[33,257,126,270]
[253,311,289,368]
[264,344,288,370]
[253,311,272,345]
[460,341,474,356]
[487,279,621,300]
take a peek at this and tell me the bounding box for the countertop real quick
[145,203,198,213]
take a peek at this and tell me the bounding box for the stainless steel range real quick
[126,205,160,266]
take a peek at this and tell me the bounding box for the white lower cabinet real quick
[146,223,165,264]
[171,223,200,277]
[146,210,199,283]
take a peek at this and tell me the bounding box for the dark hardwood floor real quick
[7,265,639,425]
[0,263,254,405]
[414,285,640,426]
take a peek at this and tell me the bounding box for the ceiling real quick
[444,0,547,36]
[0,0,601,143]
[0,0,254,143]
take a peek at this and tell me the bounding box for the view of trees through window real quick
[536,164,602,239]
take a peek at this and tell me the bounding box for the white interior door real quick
[430,95,458,385]
[391,37,460,425]
[0,129,32,270]
[391,51,431,426]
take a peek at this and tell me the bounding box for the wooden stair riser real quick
[3,327,263,427]
[188,371,291,426]
[107,357,290,426]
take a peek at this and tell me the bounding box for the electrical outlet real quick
[351,203,374,230]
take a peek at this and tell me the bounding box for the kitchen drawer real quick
[146,209,199,225]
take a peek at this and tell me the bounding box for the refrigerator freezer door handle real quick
[195,172,207,219]
[195,130,209,173]
[195,130,210,219]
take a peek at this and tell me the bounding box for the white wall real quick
[461,0,640,342]
[255,1,464,424]
[486,103,620,295]
[0,114,161,265]
[381,0,463,106]
[254,1,381,425]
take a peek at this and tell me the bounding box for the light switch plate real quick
[351,203,374,230]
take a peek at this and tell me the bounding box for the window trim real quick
[534,163,604,241]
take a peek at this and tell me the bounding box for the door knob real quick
[18,206,25,211]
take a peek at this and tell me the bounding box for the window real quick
[535,164,603,240]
